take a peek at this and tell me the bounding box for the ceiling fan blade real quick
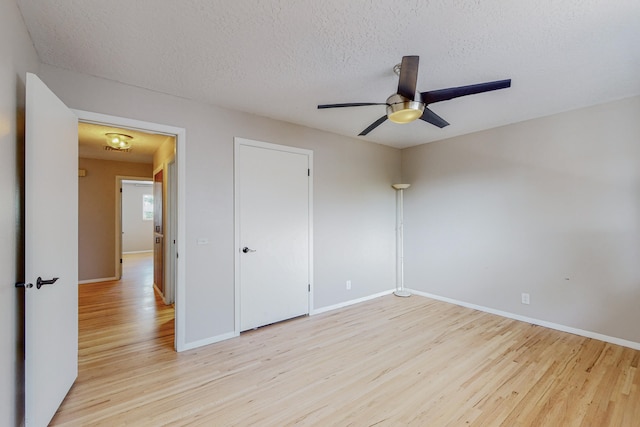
[359,115,388,136]
[419,108,450,128]
[421,79,511,105]
[318,103,386,109]
[397,56,419,101]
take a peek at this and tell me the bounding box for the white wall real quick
[0,0,40,424]
[39,64,401,345]
[402,96,640,344]
[122,181,154,253]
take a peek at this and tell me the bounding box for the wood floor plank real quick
[51,253,640,426]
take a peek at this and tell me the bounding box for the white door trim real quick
[72,109,188,352]
[233,137,314,335]
[165,158,177,305]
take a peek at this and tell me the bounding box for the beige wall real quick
[0,0,39,423]
[153,135,175,171]
[78,158,152,281]
[402,96,640,343]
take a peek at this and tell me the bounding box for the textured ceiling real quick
[17,0,640,148]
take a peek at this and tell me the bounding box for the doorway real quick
[75,109,186,351]
[120,179,154,256]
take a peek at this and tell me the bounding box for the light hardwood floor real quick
[52,253,640,426]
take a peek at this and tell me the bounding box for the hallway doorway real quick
[75,109,186,351]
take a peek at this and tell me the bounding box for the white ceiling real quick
[17,0,640,149]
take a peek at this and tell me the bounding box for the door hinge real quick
[120,258,123,264]
[176,252,179,259]
[308,284,311,292]
[307,169,310,177]
[120,188,122,193]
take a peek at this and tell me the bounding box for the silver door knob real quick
[242,247,256,253]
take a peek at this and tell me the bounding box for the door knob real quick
[242,247,256,253]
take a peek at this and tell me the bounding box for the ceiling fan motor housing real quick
[386,94,425,123]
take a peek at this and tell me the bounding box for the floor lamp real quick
[392,183,411,297]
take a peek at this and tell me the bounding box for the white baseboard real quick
[179,331,238,352]
[153,283,168,305]
[79,277,117,284]
[178,292,394,351]
[178,288,640,353]
[409,289,640,351]
[310,289,394,315]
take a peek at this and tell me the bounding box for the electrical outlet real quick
[521,293,530,305]
[346,280,351,290]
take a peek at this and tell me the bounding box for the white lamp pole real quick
[392,184,411,297]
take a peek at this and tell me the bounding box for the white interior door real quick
[24,73,78,426]
[236,140,311,331]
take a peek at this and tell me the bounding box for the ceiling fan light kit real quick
[318,55,511,136]
[386,94,425,124]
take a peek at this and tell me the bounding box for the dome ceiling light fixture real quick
[386,93,425,124]
[318,55,511,136]
[105,132,133,151]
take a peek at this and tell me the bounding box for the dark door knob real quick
[36,277,59,289]
[242,247,256,253]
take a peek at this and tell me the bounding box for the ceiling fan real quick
[318,56,511,136]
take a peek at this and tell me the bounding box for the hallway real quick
[78,252,174,353]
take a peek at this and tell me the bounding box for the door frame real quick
[73,109,187,351]
[152,165,165,301]
[233,137,314,335]
[166,158,177,304]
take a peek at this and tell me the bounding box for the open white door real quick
[23,73,78,426]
